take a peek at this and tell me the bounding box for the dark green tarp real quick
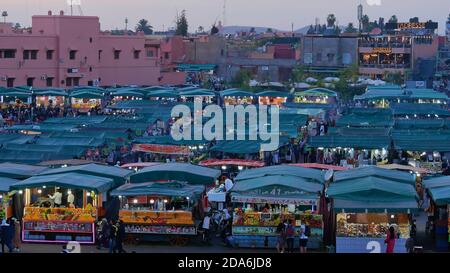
[235,165,324,184]
[0,177,19,192]
[428,187,450,206]
[37,164,133,188]
[0,163,48,179]
[232,175,323,194]
[308,135,391,149]
[333,166,415,184]
[129,163,221,185]
[392,130,450,152]
[111,181,203,198]
[423,176,450,189]
[256,90,290,98]
[11,172,114,193]
[392,103,450,117]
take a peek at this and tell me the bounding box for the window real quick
[221,49,225,56]
[303,53,313,64]
[66,77,73,87]
[89,37,93,43]
[30,50,38,60]
[7,78,15,88]
[98,50,102,61]
[88,80,93,86]
[327,53,335,62]
[134,50,141,59]
[316,53,322,62]
[1,49,16,59]
[89,67,93,72]
[46,50,54,60]
[73,78,80,86]
[342,53,351,65]
[23,50,30,60]
[114,50,121,60]
[146,49,154,57]
[27,77,34,87]
[69,50,77,60]
[46,77,54,87]
[164,52,169,59]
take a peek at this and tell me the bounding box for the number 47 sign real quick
[366,241,381,253]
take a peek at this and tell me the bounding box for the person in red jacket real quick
[385,226,397,253]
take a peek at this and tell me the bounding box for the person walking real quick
[285,220,295,253]
[0,219,13,253]
[276,220,287,253]
[96,218,108,250]
[108,220,118,254]
[12,218,21,252]
[385,226,397,253]
[115,220,126,253]
[299,225,309,253]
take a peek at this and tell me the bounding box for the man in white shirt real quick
[49,189,63,207]
[67,191,75,207]
[224,178,234,192]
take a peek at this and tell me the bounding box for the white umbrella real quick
[305,77,318,83]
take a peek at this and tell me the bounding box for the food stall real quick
[219,89,255,106]
[110,88,145,102]
[293,88,338,105]
[34,89,68,108]
[328,167,418,253]
[69,90,104,112]
[10,172,116,244]
[230,173,324,249]
[256,91,289,106]
[0,177,18,219]
[111,181,204,245]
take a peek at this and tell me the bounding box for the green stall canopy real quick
[11,172,114,193]
[235,165,324,184]
[219,89,255,97]
[333,166,415,185]
[256,90,290,98]
[111,181,204,198]
[428,187,450,206]
[0,163,48,179]
[0,177,20,193]
[232,175,323,194]
[423,176,450,189]
[129,163,221,185]
[308,135,391,149]
[37,163,133,188]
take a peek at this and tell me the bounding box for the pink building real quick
[0,11,185,88]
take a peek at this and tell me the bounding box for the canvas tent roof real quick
[129,163,221,185]
[235,165,324,184]
[11,173,114,193]
[333,166,415,184]
[0,177,19,192]
[0,163,48,179]
[110,181,203,198]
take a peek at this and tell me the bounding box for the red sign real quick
[132,144,191,155]
[199,159,265,167]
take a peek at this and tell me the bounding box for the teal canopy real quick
[256,90,290,98]
[236,165,324,184]
[11,172,114,193]
[394,119,450,130]
[35,137,104,147]
[232,175,323,194]
[295,88,337,97]
[209,138,288,154]
[177,64,216,72]
[70,91,104,99]
[333,166,415,185]
[43,116,107,125]
[392,103,450,117]
[111,88,145,98]
[111,181,203,198]
[34,89,68,97]
[146,90,180,98]
[0,163,48,179]
[7,124,78,132]
[328,176,418,212]
[0,177,19,192]
[428,187,450,206]
[133,135,208,146]
[336,108,393,128]
[0,134,35,146]
[179,89,216,97]
[129,163,221,185]
[308,135,391,149]
[423,176,450,189]
[38,164,132,188]
[392,130,450,152]
[219,89,255,98]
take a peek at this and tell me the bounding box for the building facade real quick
[0,11,184,88]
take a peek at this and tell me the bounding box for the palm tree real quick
[197,26,204,33]
[361,15,370,32]
[388,15,398,24]
[326,14,336,28]
[344,23,357,33]
[135,19,153,35]
[210,25,219,35]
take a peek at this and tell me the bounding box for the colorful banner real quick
[125,224,196,235]
[119,210,194,226]
[23,207,97,223]
[132,144,191,155]
[231,195,317,206]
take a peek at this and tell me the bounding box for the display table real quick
[207,189,226,203]
[22,207,97,244]
[231,211,323,249]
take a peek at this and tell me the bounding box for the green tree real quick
[388,15,398,23]
[13,23,21,30]
[210,24,219,35]
[249,27,256,33]
[447,13,450,23]
[339,63,359,83]
[361,15,370,32]
[291,65,306,83]
[409,17,419,23]
[385,72,404,85]
[266,28,273,33]
[197,26,204,33]
[344,22,357,33]
[326,14,336,28]
[176,10,188,36]
[232,70,253,89]
[135,19,153,35]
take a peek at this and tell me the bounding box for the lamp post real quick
[2,11,8,23]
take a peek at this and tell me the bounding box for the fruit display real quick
[336,213,410,238]
[232,210,323,229]
[23,207,97,223]
[119,210,194,226]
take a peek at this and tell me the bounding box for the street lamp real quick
[1,11,8,23]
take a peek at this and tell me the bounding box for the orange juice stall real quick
[111,181,204,245]
[10,172,116,244]
[0,177,18,220]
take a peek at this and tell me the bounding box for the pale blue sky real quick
[2,0,449,33]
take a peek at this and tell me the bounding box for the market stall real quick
[34,89,68,107]
[69,89,104,111]
[10,172,116,244]
[230,169,325,249]
[219,89,255,106]
[293,88,338,105]
[0,177,19,219]
[256,91,289,106]
[328,166,418,253]
[111,181,203,245]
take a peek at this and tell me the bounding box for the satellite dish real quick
[324,169,334,181]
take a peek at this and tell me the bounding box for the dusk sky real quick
[2,0,449,33]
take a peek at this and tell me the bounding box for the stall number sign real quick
[398,22,426,29]
[336,237,407,253]
[372,48,392,54]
